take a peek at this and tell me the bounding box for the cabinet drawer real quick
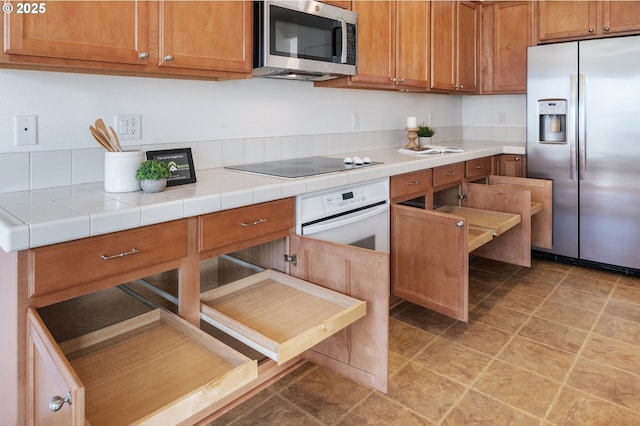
[199,198,295,255]
[200,269,366,365]
[390,169,432,200]
[30,220,188,299]
[28,308,257,425]
[466,157,492,180]
[433,162,465,188]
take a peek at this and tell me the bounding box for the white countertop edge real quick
[0,141,524,252]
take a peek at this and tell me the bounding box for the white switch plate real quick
[351,112,360,130]
[14,115,38,146]
[114,114,141,140]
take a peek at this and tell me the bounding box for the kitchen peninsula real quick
[0,141,527,424]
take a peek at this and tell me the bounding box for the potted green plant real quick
[417,124,436,147]
[135,159,171,193]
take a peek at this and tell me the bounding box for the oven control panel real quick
[297,178,390,225]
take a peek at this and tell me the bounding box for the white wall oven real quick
[296,178,389,253]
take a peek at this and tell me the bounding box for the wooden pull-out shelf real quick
[468,227,494,252]
[435,205,521,237]
[28,308,257,425]
[200,269,367,365]
[531,201,543,216]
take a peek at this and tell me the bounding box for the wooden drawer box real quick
[28,308,257,425]
[199,198,295,255]
[433,162,465,188]
[200,269,367,365]
[390,169,433,201]
[466,157,493,180]
[30,220,188,299]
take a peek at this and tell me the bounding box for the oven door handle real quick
[302,203,389,235]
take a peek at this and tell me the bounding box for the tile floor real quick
[209,258,640,425]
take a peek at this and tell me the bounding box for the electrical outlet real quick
[114,114,141,140]
[352,112,360,130]
[14,115,38,146]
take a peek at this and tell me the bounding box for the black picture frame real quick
[145,148,197,187]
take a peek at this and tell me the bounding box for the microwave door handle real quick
[340,19,347,63]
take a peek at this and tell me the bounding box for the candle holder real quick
[405,127,419,150]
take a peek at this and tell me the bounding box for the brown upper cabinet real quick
[537,1,640,43]
[430,1,478,93]
[1,1,252,79]
[316,0,430,91]
[481,1,535,94]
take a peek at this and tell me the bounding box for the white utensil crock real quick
[104,150,144,193]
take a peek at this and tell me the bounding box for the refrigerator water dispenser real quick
[538,99,567,143]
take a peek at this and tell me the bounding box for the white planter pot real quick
[140,178,167,193]
[418,137,432,147]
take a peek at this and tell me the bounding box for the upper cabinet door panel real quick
[395,0,429,89]
[350,1,394,85]
[159,1,251,72]
[537,1,598,41]
[4,1,149,64]
[456,1,478,93]
[430,1,457,91]
[600,1,640,34]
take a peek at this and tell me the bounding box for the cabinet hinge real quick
[457,194,467,201]
[284,254,297,266]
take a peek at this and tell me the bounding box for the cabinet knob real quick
[515,156,521,161]
[589,28,595,33]
[603,26,610,32]
[398,78,405,83]
[138,52,149,59]
[390,77,397,83]
[163,55,175,62]
[49,393,72,412]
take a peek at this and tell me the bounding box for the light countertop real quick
[0,140,525,252]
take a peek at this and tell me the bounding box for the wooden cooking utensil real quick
[95,118,120,152]
[109,126,123,152]
[89,125,114,152]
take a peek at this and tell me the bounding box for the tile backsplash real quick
[1,125,523,193]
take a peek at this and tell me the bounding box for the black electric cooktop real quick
[225,156,382,178]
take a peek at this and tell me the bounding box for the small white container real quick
[104,150,144,193]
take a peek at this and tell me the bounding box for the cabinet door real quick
[481,1,533,94]
[288,234,389,393]
[600,1,640,35]
[391,204,468,322]
[537,1,597,41]
[395,1,429,90]
[430,1,457,91]
[498,154,526,177]
[350,1,395,85]
[4,1,148,65]
[27,309,84,425]
[456,1,478,93]
[159,1,251,73]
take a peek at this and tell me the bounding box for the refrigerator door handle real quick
[569,74,578,180]
[578,73,587,180]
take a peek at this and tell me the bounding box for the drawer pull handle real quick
[475,165,485,169]
[445,171,457,176]
[408,180,421,185]
[241,218,267,227]
[49,392,72,412]
[515,156,521,161]
[456,220,464,227]
[101,248,139,261]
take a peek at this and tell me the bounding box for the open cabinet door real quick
[467,183,532,267]
[488,176,553,249]
[391,204,469,322]
[27,309,84,425]
[288,234,389,393]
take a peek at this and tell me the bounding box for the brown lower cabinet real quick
[391,161,552,322]
[3,198,389,424]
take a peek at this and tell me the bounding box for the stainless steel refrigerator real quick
[527,35,640,271]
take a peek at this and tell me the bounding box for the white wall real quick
[0,69,525,192]
[1,69,462,152]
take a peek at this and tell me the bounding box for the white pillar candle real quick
[406,117,417,128]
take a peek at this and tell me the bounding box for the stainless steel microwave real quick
[253,0,357,81]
